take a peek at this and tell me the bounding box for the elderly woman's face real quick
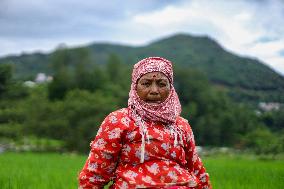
[137,72,170,103]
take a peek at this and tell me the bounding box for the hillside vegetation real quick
[1,33,284,105]
[0,47,283,154]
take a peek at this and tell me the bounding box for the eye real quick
[158,82,167,87]
[142,82,150,87]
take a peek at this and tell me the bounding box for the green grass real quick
[0,152,85,189]
[204,155,284,189]
[0,152,283,189]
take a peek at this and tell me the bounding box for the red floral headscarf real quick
[128,57,181,124]
[128,57,183,163]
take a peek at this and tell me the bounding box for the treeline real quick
[2,34,284,105]
[0,47,283,154]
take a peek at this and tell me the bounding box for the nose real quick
[149,84,159,95]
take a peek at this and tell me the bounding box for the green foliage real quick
[1,33,284,104]
[0,52,52,79]
[0,64,12,97]
[0,64,29,99]
[48,47,75,100]
[22,87,119,152]
[0,47,283,154]
[62,89,119,152]
[260,109,284,131]
[106,54,124,82]
[242,127,284,154]
[175,67,261,147]
[48,69,73,100]
[0,122,23,139]
[0,96,28,142]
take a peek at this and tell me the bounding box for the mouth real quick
[145,100,162,103]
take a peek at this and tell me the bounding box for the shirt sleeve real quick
[185,123,212,189]
[78,112,125,189]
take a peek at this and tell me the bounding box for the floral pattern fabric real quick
[78,108,211,189]
[128,57,181,124]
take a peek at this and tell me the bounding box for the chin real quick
[146,100,162,104]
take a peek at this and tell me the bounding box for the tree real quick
[104,54,131,107]
[73,48,94,90]
[261,109,284,131]
[0,64,12,97]
[243,127,283,154]
[48,47,73,100]
[174,66,263,147]
[106,54,124,83]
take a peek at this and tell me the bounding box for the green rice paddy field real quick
[0,152,283,189]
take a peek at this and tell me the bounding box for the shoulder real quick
[176,116,192,132]
[101,108,131,127]
[107,108,130,121]
[176,116,189,124]
[108,108,129,117]
[176,116,195,144]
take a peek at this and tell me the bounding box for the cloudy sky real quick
[1,0,284,75]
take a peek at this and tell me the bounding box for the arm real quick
[78,112,125,189]
[185,124,212,189]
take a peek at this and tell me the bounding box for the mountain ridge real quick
[0,33,283,103]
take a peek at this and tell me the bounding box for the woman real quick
[78,57,212,189]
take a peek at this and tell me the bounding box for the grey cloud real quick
[255,36,280,43]
[0,0,181,38]
[279,49,284,56]
[0,0,184,57]
[250,0,284,36]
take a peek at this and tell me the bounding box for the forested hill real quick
[87,34,284,90]
[1,33,284,103]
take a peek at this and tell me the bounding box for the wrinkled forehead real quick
[138,72,169,81]
[132,57,173,83]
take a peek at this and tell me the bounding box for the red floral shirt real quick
[78,108,211,189]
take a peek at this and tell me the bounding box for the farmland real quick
[0,152,283,189]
